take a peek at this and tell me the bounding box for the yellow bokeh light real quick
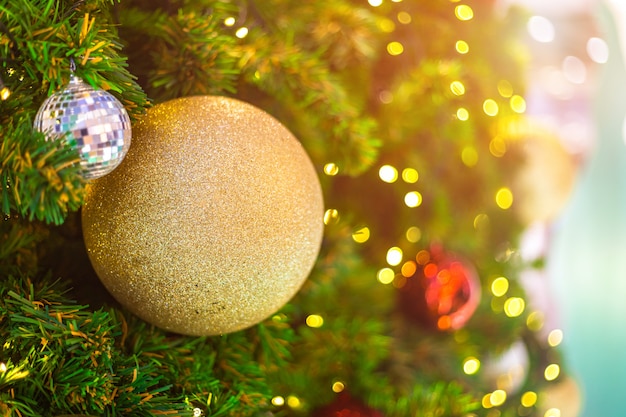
[482,393,493,409]
[379,165,399,183]
[287,396,301,409]
[504,297,525,317]
[368,0,383,6]
[323,209,340,225]
[497,80,513,97]
[406,226,421,243]
[377,268,395,284]
[489,136,507,157]
[352,226,370,243]
[548,329,564,347]
[0,363,6,372]
[490,390,507,407]
[521,391,538,407]
[473,213,489,230]
[379,19,396,33]
[0,87,10,101]
[272,396,285,406]
[544,408,561,417]
[461,146,478,167]
[224,17,236,26]
[544,364,560,381]
[332,381,345,392]
[306,314,324,328]
[404,191,422,208]
[379,90,393,104]
[387,247,403,266]
[455,5,474,21]
[387,41,404,56]
[526,311,545,331]
[483,99,499,116]
[235,27,249,38]
[416,250,430,265]
[324,162,339,176]
[463,357,481,375]
[450,80,466,96]
[496,187,514,210]
[510,95,526,113]
[402,168,419,183]
[401,261,417,277]
[491,277,509,297]
[397,11,412,24]
[455,40,469,54]
[456,107,469,121]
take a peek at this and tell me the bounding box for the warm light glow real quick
[497,80,513,97]
[490,390,507,406]
[450,81,465,96]
[483,99,499,116]
[455,40,469,54]
[235,27,249,38]
[379,165,399,183]
[406,226,421,243]
[544,364,560,381]
[544,408,561,417]
[224,17,236,26]
[473,213,489,230]
[306,314,324,328]
[332,381,345,392]
[377,268,395,284]
[397,11,412,24]
[401,261,417,277]
[387,247,403,266]
[482,394,493,409]
[287,396,301,408]
[461,146,478,167]
[456,107,469,121]
[510,95,526,113]
[368,0,383,6]
[352,226,370,243]
[491,277,509,297]
[272,396,285,406]
[521,391,538,407]
[416,250,430,265]
[526,311,545,331]
[463,357,481,375]
[0,363,6,372]
[455,5,474,21]
[489,136,507,157]
[387,41,404,56]
[404,191,422,207]
[504,297,525,317]
[496,187,513,209]
[548,329,564,347]
[527,15,555,43]
[379,19,396,33]
[587,37,609,63]
[402,168,419,183]
[323,209,340,225]
[324,162,339,176]
[0,87,10,101]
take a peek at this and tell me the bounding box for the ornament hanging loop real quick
[69,58,76,73]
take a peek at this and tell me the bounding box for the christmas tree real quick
[1,0,566,416]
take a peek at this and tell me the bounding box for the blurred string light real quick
[473,213,489,230]
[545,408,561,417]
[235,27,248,38]
[510,95,526,113]
[404,191,422,207]
[0,363,6,372]
[379,165,398,183]
[483,99,499,116]
[489,136,507,157]
[387,41,404,56]
[463,357,481,375]
[521,391,538,408]
[397,11,411,24]
[271,396,285,406]
[306,314,324,328]
[0,76,10,101]
[323,162,339,176]
[497,80,513,97]
[377,268,395,284]
[504,297,525,317]
[368,0,383,7]
[455,40,469,54]
[491,276,509,297]
[402,168,418,183]
[461,145,478,167]
[527,15,555,43]
[450,80,465,96]
[548,329,564,347]
[405,226,421,242]
[323,209,340,225]
[386,247,403,266]
[587,37,609,63]
[287,396,301,409]
[562,56,587,84]
[455,5,474,21]
[526,311,544,332]
[456,107,469,121]
[544,364,560,381]
[352,226,370,243]
[495,187,513,209]
[379,19,396,33]
[332,381,345,393]
[224,17,235,26]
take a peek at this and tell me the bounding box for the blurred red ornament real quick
[396,247,481,331]
[311,392,383,417]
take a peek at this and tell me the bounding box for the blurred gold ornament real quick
[513,133,576,224]
[82,96,324,336]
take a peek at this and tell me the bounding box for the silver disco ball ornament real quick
[34,75,132,179]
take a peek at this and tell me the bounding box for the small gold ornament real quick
[82,96,324,336]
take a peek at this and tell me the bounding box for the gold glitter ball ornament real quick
[82,96,324,336]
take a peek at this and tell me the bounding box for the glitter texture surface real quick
[82,96,324,336]
[34,75,131,179]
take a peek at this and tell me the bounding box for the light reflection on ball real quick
[82,96,324,336]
